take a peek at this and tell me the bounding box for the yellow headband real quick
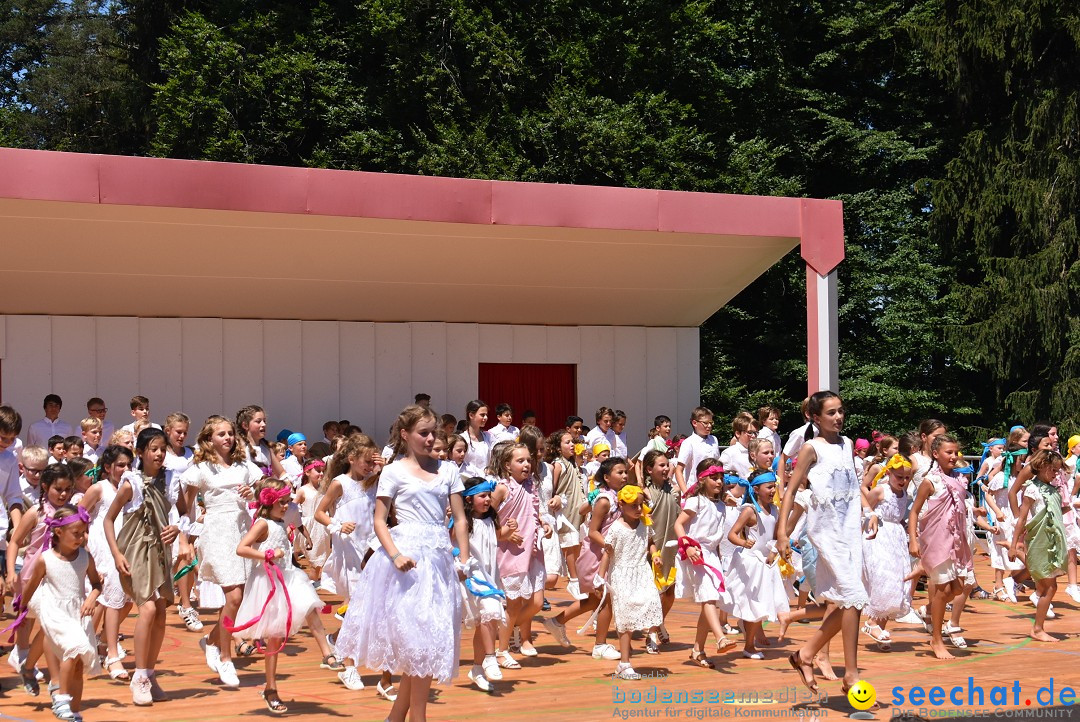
[592,442,611,456]
[871,453,912,487]
[616,484,652,525]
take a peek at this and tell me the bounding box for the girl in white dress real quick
[983,430,1030,601]
[674,459,737,668]
[459,476,506,692]
[597,485,662,680]
[337,405,470,722]
[163,413,201,632]
[860,454,915,648]
[230,478,323,714]
[235,405,286,479]
[179,415,259,689]
[314,433,395,697]
[461,400,494,478]
[778,391,868,699]
[77,444,133,681]
[724,470,789,658]
[22,506,103,722]
[295,458,330,581]
[105,428,182,706]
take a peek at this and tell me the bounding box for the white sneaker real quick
[565,578,589,601]
[130,675,153,706]
[179,606,204,632]
[614,662,641,680]
[217,660,240,688]
[1047,604,1057,619]
[897,609,923,625]
[468,664,491,691]
[199,637,220,673]
[1067,585,1080,603]
[542,616,571,647]
[482,655,503,681]
[1031,592,1039,605]
[337,667,365,691]
[591,643,620,660]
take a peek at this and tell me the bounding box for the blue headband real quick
[954,465,975,475]
[276,428,294,443]
[982,439,1005,449]
[284,432,307,458]
[736,472,777,513]
[1010,425,1024,433]
[464,481,497,497]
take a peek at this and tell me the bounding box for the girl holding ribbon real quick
[860,453,915,648]
[673,459,736,668]
[105,428,182,705]
[20,506,103,722]
[458,475,506,692]
[723,469,789,659]
[229,478,323,713]
[640,449,680,653]
[5,462,77,695]
[78,444,134,680]
[596,484,662,680]
[178,416,260,690]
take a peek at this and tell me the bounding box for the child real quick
[633,415,672,483]
[1011,449,1069,642]
[432,430,449,460]
[280,432,308,487]
[179,415,260,689]
[491,442,549,665]
[611,411,628,458]
[78,418,102,464]
[440,414,457,438]
[542,457,630,661]
[549,430,587,600]
[675,407,719,495]
[459,476,506,692]
[461,400,494,478]
[77,444,134,680]
[640,449,679,652]
[860,454,915,649]
[161,413,200,632]
[5,462,77,694]
[597,485,662,679]
[756,406,783,461]
[908,433,972,660]
[337,405,469,722]
[104,428,181,705]
[724,470,789,658]
[584,442,610,485]
[22,506,103,722]
[230,478,323,713]
[316,433,395,697]
[984,429,1027,602]
[107,429,135,450]
[674,459,736,668]
[235,405,287,479]
[719,414,754,479]
[488,403,520,444]
[62,436,85,462]
[49,435,66,462]
[27,394,72,448]
[121,395,160,435]
[448,434,468,469]
[296,458,331,583]
[520,426,561,597]
[861,434,899,490]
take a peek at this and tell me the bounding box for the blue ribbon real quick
[734,472,777,514]
[954,465,975,475]
[464,481,497,497]
[285,432,306,458]
[465,575,506,599]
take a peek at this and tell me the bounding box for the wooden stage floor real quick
[2,553,1076,721]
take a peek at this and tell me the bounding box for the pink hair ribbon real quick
[248,486,292,510]
[677,536,726,592]
[683,464,724,499]
[224,548,293,655]
[303,460,326,474]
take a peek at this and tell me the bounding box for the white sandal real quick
[104,656,129,681]
[376,681,398,701]
[496,650,521,669]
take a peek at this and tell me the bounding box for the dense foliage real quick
[2,0,1075,442]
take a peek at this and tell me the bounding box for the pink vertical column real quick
[800,199,845,395]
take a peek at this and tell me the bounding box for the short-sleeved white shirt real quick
[376,460,464,525]
[720,442,751,480]
[677,433,720,488]
[585,426,618,455]
[783,423,815,458]
[757,427,782,457]
[487,424,520,444]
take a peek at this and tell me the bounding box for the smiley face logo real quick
[847,680,876,710]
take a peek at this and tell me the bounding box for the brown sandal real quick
[261,687,288,714]
[788,652,818,694]
[690,649,714,668]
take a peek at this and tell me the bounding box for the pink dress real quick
[496,478,545,599]
[576,488,620,594]
[918,471,973,584]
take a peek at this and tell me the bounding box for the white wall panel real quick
[51,316,95,428]
[338,322,376,435]
[478,325,513,363]
[374,324,411,436]
[645,327,679,432]
[138,318,183,424]
[262,320,303,436]
[95,317,138,431]
[181,318,223,429]
[511,326,547,363]
[222,320,263,422]
[576,326,615,425]
[3,316,51,427]
[676,327,701,435]
[301,321,340,438]
[545,327,580,363]
[613,327,648,451]
[445,323,478,420]
[410,323,447,412]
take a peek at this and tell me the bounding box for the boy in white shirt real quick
[26,394,72,448]
[611,410,628,458]
[675,407,720,494]
[121,394,161,435]
[585,407,618,454]
[779,397,813,492]
[720,413,755,479]
[487,403,520,443]
[756,405,783,460]
[85,397,114,454]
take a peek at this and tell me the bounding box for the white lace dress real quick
[181,461,259,587]
[604,520,663,633]
[986,469,1024,571]
[722,506,789,623]
[320,475,375,600]
[862,485,913,620]
[461,516,505,629]
[84,479,129,609]
[804,436,869,609]
[29,548,101,675]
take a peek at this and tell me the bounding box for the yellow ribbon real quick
[617,485,652,525]
[778,557,796,578]
[653,562,676,590]
[871,453,912,488]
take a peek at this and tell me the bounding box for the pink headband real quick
[249,486,291,509]
[684,465,724,498]
[304,460,326,473]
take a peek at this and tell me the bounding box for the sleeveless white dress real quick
[862,484,913,620]
[84,479,129,609]
[722,505,790,622]
[804,436,869,609]
[30,548,101,674]
[232,519,321,639]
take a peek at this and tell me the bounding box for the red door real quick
[477,363,576,435]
